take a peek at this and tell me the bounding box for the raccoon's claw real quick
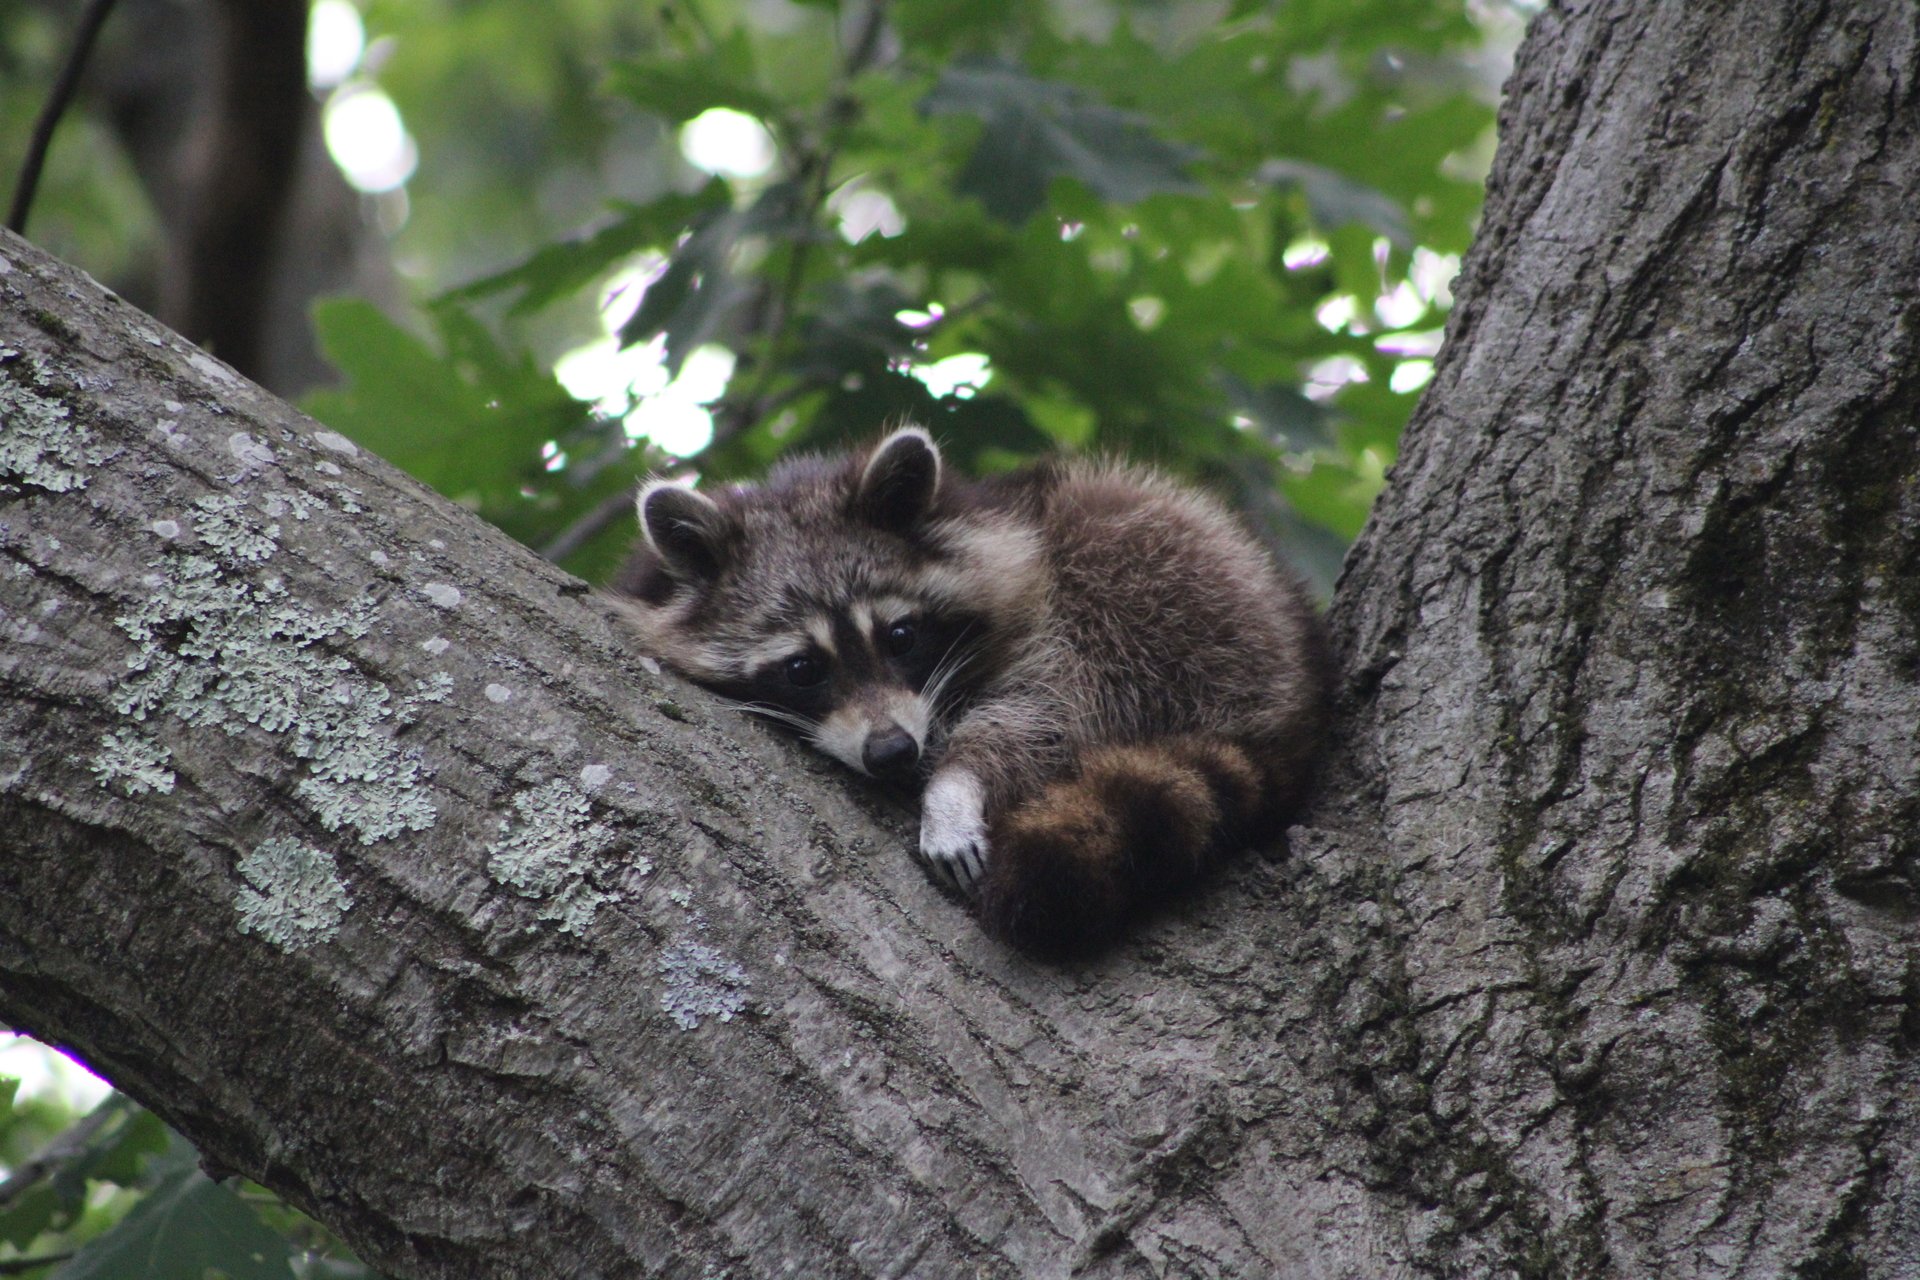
[919,769,989,896]
[923,830,989,895]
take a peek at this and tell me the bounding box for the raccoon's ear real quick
[855,426,941,533]
[638,481,736,581]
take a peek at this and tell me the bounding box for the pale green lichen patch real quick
[90,730,176,796]
[0,345,117,494]
[113,500,438,844]
[192,495,279,562]
[486,779,643,932]
[658,937,748,1030]
[234,836,350,948]
[413,671,454,703]
[262,491,319,523]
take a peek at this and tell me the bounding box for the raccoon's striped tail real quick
[976,735,1308,957]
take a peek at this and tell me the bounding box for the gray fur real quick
[610,427,1331,949]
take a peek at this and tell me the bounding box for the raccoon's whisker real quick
[923,622,988,710]
[921,646,978,718]
[714,697,816,734]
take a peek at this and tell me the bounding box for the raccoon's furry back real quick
[611,428,1331,956]
[946,455,1330,954]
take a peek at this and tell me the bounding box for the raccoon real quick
[610,427,1330,956]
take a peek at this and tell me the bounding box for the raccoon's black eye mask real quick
[784,653,827,687]
[707,656,835,721]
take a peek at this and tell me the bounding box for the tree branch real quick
[0,1096,122,1209]
[3,2,1919,1273]
[2,227,1372,1277]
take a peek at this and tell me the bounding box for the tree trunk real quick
[63,0,397,397]
[1328,1,1920,1271]
[2,2,1916,1276]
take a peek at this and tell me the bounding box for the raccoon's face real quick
[617,428,1017,779]
[696,595,980,778]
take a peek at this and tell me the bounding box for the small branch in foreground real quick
[0,1093,126,1208]
[541,489,640,564]
[7,0,123,234]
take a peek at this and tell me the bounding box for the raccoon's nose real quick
[863,726,920,777]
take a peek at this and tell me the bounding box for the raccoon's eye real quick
[785,653,827,687]
[884,621,917,656]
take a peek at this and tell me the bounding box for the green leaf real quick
[53,1159,293,1280]
[306,298,586,506]
[82,1106,168,1189]
[0,1182,60,1250]
[619,180,810,373]
[1256,159,1412,248]
[1221,375,1337,452]
[921,58,1201,222]
[1281,449,1388,542]
[295,0,1495,581]
[891,0,1021,51]
[306,300,503,494]
[46,1099,158,1209]
[791,279,919,382]
[0,1096,164,1249]
[442,181,731,315]
[607,28,782,124]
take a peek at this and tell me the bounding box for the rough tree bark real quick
[1,2,1915,1277]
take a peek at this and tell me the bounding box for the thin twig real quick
[541,489,641,564]
[704,0,892,448]
[7,0,124,234]
[0,1094,126,1209]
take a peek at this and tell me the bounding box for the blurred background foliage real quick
[1,0,1520,1274]
[313,0,1511,588]
[6,0,1519,592]
[0,1037,375,1277]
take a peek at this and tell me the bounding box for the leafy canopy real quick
[0,1084,377,1280]
[311,0,1496,591]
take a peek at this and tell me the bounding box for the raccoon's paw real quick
[918,769,989,895]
